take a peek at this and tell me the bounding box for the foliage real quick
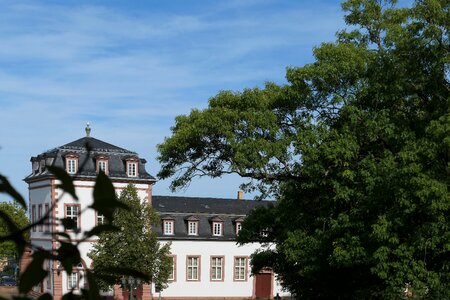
[0,202,29,257]
[0,159,160,299]
[88,184,172,291]
[158,0,449,298]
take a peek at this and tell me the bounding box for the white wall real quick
[29,177,152,295]
[157,240,289,298]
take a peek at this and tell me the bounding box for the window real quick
[187,256,200,281]
[188,221,198,235]
[211,256,224,281]
[65,205,79,231]
[67,272,78,289]
[234,257,247,281]
[168,256,176,281]
[38,204,43,232]
[213,222,222,236]
[45,204,50,232]
[32,205,36,232]
[236,222,242,235]
[67,159,77,174]
[163,220,174,235]
[127,162,137,177]
[97,213,105,225]
[46,260,52,290]
[97,160,107,173]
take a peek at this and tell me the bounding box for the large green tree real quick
[88,184,172,291]
[158,0,449,298]
[0,201,29,257]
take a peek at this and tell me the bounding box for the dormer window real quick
[96,156,109,175]
[67,159,77,174]
[185,215,199,236]
[65,154,79,175]
[162,217,175,235]
[236,222,242,235]
[210,216,223,236]
[125,157,139,177]
[188,221,198,235]
[234,217,244,235]
[98,160,107,172]
[213,222,222,236]
[127,162,136,177]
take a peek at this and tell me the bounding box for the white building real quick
[24,127,289,299]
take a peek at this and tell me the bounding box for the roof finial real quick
[85,122,91,137]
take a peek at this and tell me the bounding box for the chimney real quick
[237,191,243,201]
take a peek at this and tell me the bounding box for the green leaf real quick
[19,250,50,294]
[37,293,53,300]
[61,218,77,232]
[57,242,81,274]
[91,171,127,222]
[55,232,72,241]
[47,166,78,201]
[0,175,27,209]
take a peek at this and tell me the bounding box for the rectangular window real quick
[67,272,78,289]
[187,256,200,281]
[234,257,247,281]
[163,220,174,235]
[97,213,105,225]
[46,260,52,289]
[67,159,77,174]
[213,222,222,236]
[168,256,176,281]
[32,205,36,232]
[45,204,50,233]
[97,160,107,173]
[211,257,224,281]
[38,204,43,232]
[188,221,198,235]
[65,205,79,231]
[127,162,137,177]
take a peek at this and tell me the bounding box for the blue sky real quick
[0,0,346,200]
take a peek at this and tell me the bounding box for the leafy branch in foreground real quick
[0,164,152,300]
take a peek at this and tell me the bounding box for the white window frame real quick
[213,222,222,236]
[65,205,79,231]
[97,160,107,173]
[188,221,198,236]
[163,220,174,235]
[168,256,176,281]
[67,272,78,290]
[211,256,224,281]
[127,162,137,177]
[234,257,247,281]
[97,213,105,225]
[67,159,77,174]
[187,256,200,281]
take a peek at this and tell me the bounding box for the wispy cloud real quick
[0,0,345,198]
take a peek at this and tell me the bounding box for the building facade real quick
[152,196,289,299]
[24,129,288,299]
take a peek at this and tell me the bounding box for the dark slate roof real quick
[24,136,155,183]
[152,195,274,241]
[59,137,135,154]
[153,195,270,215]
